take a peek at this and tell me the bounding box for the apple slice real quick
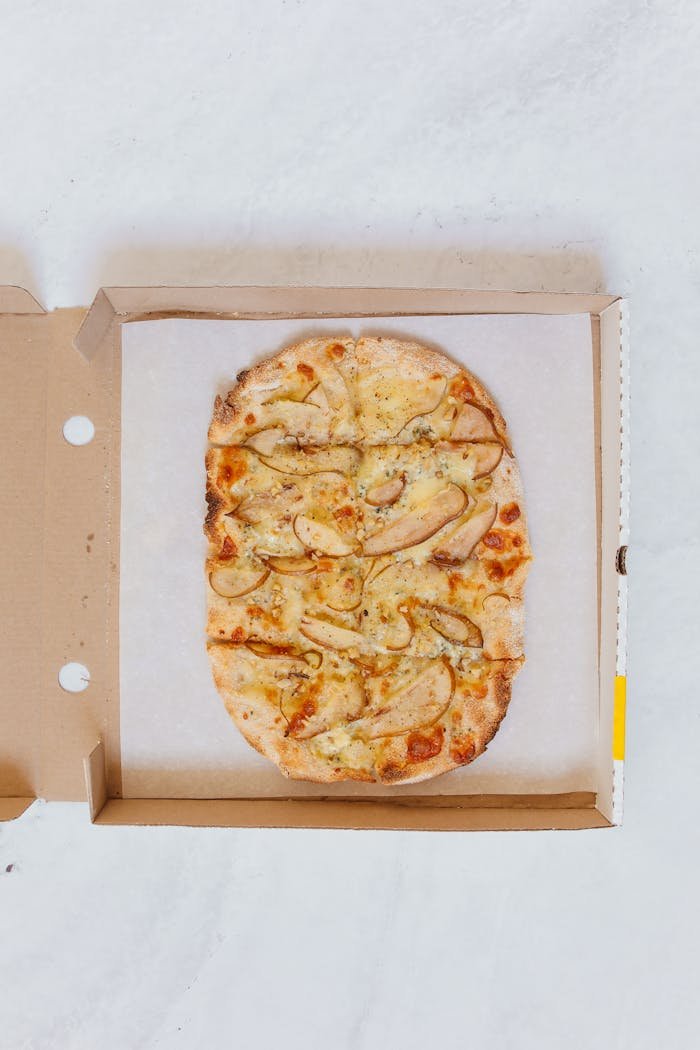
[294,515,358,557]
[245,428,285,455]
[365,475,405,507]
[362,484,467,557]
[451,403,499,442]
[264,554,317,576]
[433,503,497,564]
[209,565,270,598]
[428,606,483,647]
[299,616,364,651]
[348,660,453,739]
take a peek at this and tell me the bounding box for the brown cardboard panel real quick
[83,742,107,821]
[596,301,626,822]
[0,798,35,821]
[75,286,619,360]
[0,286,45,314]
[0,313,50,797]
[1,286,624,830]
[93,797,610,831]
[38,309,122,800]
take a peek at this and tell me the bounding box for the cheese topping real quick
[206,336,531,783]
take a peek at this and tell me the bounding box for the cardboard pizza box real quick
[0,286,629,831]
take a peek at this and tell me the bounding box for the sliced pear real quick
[451,403,499,442]
[264,554,317,576]
[428,606,483,647]
[433,503,497,564]
[245,428,285,455]
[245,641,306,663]
[299,616,364,651]
[348,660,453,739]
[365,475,405,507]
[294,515,358,557]
[304,384,330,412]
[288,679,365,740]
[389,376,447,436]
[268,399,326,433]
[259,445,361,477]
[324,568,363,612]
[209,565,270,598]
[384,610,414,651]
[482,588,510,613]
[471,443,503,478]
[363,484,467,557]
[237,486,301,524]
[319,363,351,412]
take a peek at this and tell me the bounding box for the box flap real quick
[1,297,122,809]
[0,286,45,315]
[2,285,625,830]
[75,286,619,360]
[0,297,49,802]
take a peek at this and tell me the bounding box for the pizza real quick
[205,336,531,784]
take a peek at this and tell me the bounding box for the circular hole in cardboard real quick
[63,416,95,446]
[58,662,90,693]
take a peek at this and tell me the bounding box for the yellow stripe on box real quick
[612,676,626,760]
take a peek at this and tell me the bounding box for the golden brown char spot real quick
[327,342,346,360]
[216,448,247,487]
[297,362,315,380]
[450,732,476,764]
[450,375,476,401]
[219,535,237,560]
[500,501,521,524]
[204,486,224,537]
[406,726,444,763]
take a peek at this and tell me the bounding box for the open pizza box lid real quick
[0,286,629,831]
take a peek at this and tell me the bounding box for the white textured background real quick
[1,2,699,1049]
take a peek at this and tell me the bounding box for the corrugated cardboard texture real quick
[75,286,619,360]
[2,303,121,804]
[1,311,49,797]
[40,308,122,800]
[2,286,624,831]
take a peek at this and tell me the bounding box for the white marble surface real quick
[1,2,699,1048]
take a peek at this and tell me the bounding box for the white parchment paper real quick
[120,314,597,798]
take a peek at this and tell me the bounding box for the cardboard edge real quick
[91,797,612,831]
[71,288,622,830]
[0,286,45,314]
[74,288,117,361]
[75,286,620,360]
[0,797,36,822]
[83,741,108,822]
[596,299,629,825]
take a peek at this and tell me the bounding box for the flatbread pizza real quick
[206,336,531,784]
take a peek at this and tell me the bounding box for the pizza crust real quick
[205,336,532,784]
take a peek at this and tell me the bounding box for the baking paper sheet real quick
[121,313,597,798]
